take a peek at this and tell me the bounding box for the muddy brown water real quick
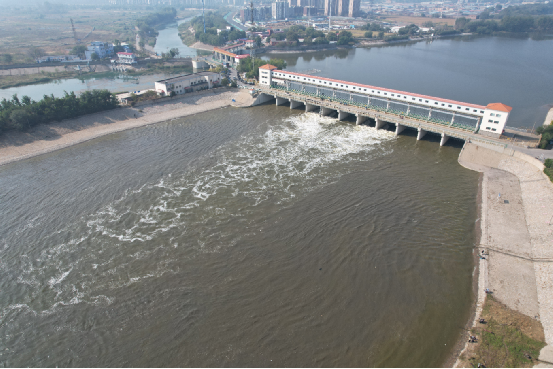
[0,105,479,366]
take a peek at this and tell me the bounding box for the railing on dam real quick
[271,81,481,132]
[256,85,508,149]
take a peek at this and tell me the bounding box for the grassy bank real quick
[458,295,545,367]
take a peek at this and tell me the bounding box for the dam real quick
[255,64,513,148]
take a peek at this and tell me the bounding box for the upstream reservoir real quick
[0,35,552,366]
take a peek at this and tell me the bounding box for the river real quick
[0,31,551,367]
[263,35,553,128]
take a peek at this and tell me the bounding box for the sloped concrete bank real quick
[455,142,553,367]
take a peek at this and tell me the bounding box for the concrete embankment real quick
[456,142,553,366]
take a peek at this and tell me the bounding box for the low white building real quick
[116,52,137,64]
[480,103,512,136]
[154,72,222,96]
[36,55,81,63]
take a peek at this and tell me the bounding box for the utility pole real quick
[70,18,79,44]
[203,0,206,33]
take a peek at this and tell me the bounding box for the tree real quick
[169,48,179,58]
[255,36,262,47]
[286,29,299,42]
[91,52,100,61]
[378,31,385,39]
[27,47,45,59]
[1,54,13,64]
[496,4,503,12]
[364,31,372,38]
[10,109,33,130]
[455,17,469,30]
[326,32,338,41]
[221,77,229,86]
[304,36,313,44]
[71,45,87,57]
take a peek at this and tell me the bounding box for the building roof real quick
[155,72,219,84]
[235,54,250,59]
[486,103,512,112]
[271,69,488,110]
[117,52,134,56]
[259,64,279,70]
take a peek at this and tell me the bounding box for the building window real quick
[488,119,493,123]
[364,89,367,92]
[491,128,497,131]
[494,120,499,123]
[448,105,452,107]
[419,99,422,102]
[435,102,438,105]
[353,87,356,90]
[473,109,477,112]
[457,106,461,109]
[490,113,495,116]
[466,108,469,111]
[425,100,429,103]
[480,110,484,113]
[391,94,394,96]
[341,85,344,87]
[486,127,491,130]
[378,91,381,94]
[496,114,501,117]
[385,93,388,95]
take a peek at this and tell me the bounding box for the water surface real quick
[0,105,478,366]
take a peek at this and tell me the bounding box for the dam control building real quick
[258,64,511,137]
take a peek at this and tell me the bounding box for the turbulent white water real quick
[0,113,395,321]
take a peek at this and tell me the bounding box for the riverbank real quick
[0,88,252,167]
[454,142,553,367]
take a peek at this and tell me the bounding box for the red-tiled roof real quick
[259,64,278,70]
[272,70,488,110]
[117,52,134,56]
[235,54,250,59]
[213,47,237,58]
[486,103,512,112]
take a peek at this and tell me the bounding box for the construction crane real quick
[70,18,79,44]
[202,0,206,33]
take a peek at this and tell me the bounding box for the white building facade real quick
[258,65,513,134]
[85,41,115,60]
[116,52,137,64]
[154,72,221,96]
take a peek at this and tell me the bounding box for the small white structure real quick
[116,52,137,64]
[480,103,512,136]
[258,64,278,86]
[154,72,222,96]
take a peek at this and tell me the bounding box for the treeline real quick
[0,90,119,134]
[187,11,246,46]
[455,15,553,34]
[237,58,286,79]
[137,7,177,39]
[270,27,355,46]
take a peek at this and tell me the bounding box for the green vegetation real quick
[0,90,118,134]
[237,58,286,79]
[536,123,553,149]
[544,159,553,183]
[454,9,553,35]
[136,7,177,47]
[125,90,159,105]
[180,11,246,46]
[466,296,546,368]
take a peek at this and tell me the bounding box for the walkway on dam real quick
[256,85,509,148]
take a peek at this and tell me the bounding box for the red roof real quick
[259,64,278,70]
[272,69,488,110]
[486,103,512,112]
[117,52,134,56]
[235,54,250,59]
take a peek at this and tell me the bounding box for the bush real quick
[544,158,553,168]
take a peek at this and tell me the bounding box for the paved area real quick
[459,142,553,366]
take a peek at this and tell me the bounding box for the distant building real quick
[272,0,289,20]
[85,41,114,60]
[324,0,359,17]
[154,72,222,96]
[116,52,137,64]
[36,55,81,63]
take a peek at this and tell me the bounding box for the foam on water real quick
[0,113,394,320]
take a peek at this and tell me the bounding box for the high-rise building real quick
[272,0,289,19]
[324,0,338,16]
